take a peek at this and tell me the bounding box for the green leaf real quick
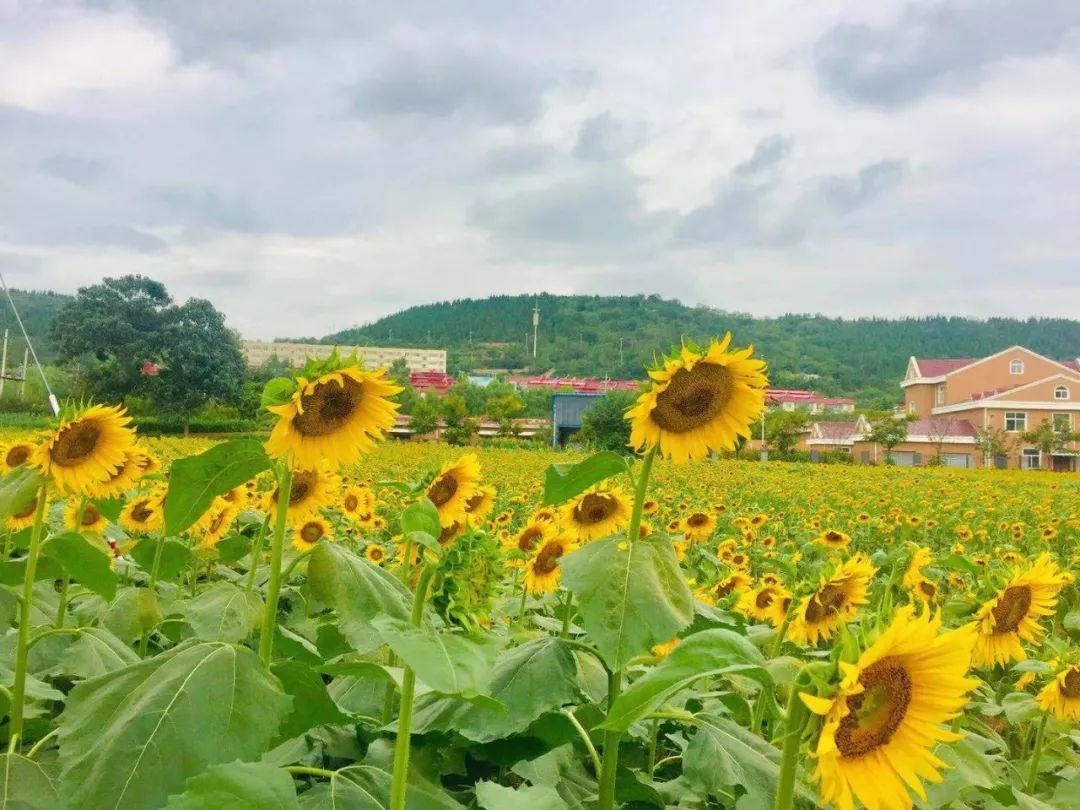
[562,534,693,670]
[58,641,291,810]
[130,537,193,582]
[921,735,1002,807]
[60,627,140,679]
[0,466,43,521]
[476,781,567,810]
[164,439,272,536]
[0,555,62,586]
[261,377,297,409]
[174,582,261,643]
[943,554,982,576]
[372,616,500,696]
[90,497,125,522]
[164,761,299,809]
[542,452,630,505]
[601,629,767,732]
[42,532,118,600]
[272,660,351,742]
[401,498,441,538]
[684,716,791,810]
[307,543,412,650]
[0,753,60,809]
[410,637,580,743]
[216,533,253,563]
[297,765,463,809]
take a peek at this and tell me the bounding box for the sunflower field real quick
[3,339,1080,810]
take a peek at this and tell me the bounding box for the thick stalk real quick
[389,564,435,810]
[55,497,88,629]
[138,534,168,658]
[774,685,812,810]
[560,591,574,638]
[258,467,292,666]
[245,517,270,593]
[10,485,49,746]
[1026,713,1050,793]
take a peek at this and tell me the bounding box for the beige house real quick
[855,346,1080,470]
[242,341,447,373]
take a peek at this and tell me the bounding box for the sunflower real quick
[908,578,938,604]
[510,517,557,556]
[120,496,164,534]
[65,500,107,534]
[1,441,34,472]
[31,404,136,494]
[292,517,332,551]
[901,547,932,589]
[266,364,401,469]
[464,484,497,523]
[703,570,751,604]
[195,498,237,549]
[1035,665,1080,722]
[652,637,681,658]
[816,529,852,550]
[268,466,338,519]
[801,609,978,810]
[426,453,481,527]
[365,544,387,565]
[524,535,577,594]
[90,450,146,498]
[438,521,465,546]
[560,484,632,542]
[683,511,716,541]
[340,486,375,521]
[971,553,1069,667]
[788,555,876,646]
[7,492,46,531]
[626,334,768,463]
[737,583,791,625]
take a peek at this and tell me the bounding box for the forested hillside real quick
[326,294,1080,408]
[0,289,71,363]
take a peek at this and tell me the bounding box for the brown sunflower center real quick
[208,510,229,534]
[518,526,543,553]
[825,531,844,544]
[1060,669,1080,699]
[5,445,30,467]
[835,657,912,758]
[919,581,937,600]
[428,474,459,507]
[804,583,847,623]
[574,493,616,525]
[343,494,359,511]
[288,471,316,506]
[465,492,486,512]
[715,579,736,598]
[300,522,324,543]
[687,513,709,528]
[51,422,102,467]
[81,503,102,527]
[131,501,154,522]
[368,547,384,561]
[755,589,775,610]
[292,377,362,437]
[991,585,1032,633]
[650,362,733,433]
[533,541,566,575]
[438,522,461,545]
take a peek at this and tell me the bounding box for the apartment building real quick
[242,341,447,373]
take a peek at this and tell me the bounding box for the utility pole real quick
[0,329,7,397]
[19,348,28,399]
[532,301,539,359]
[619,337,624,367]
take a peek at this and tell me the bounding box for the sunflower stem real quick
[560,590,574,638]
[1026,712,1050,794]
[245,516,270,593]
[774,676,812,810]
[516,581,528,625]
[55,497,88,629]
[138,533,168,658]
[10,481,49,747]
[562,708,602,777]
[389,563,435,810]
[258,466,292,666]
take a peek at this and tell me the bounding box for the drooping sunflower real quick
[31,404,136,494]
[901,547,933,589]
[683,511,716,541]
[701,570,752,604]
[438,520,465,546]
[801,609,979,810]
[788,555,876,646]
[268,466,338,519]
[524,535,577,595]
[292,516,332,552]
[426,453,481,527]
[1035,665,1080,722]
[737,582,791,625]
[971,553,1069,667]
[65,500,108,534]
[266,364,401,470]
[1,441,34,472]
[816,529,852,550]
[195,498,237,549]
[7,492,46,531]
[464,484,497,524]
[625,334,768,463]
[120,496,164,534]
[560,483,632,542]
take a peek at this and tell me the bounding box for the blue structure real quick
[551,392,606,447]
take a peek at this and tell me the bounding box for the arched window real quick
[1055,385,1070,400]
[1009,359,1024,375]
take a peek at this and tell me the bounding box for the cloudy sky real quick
[2,1,1079,338]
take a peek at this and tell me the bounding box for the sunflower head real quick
[31,404,136,494]
[1036,664,1080,722]
[1,441,34,472]
[8,491,46,531]
[270,465,338,519]
[292,517,332,551]
[788,554,876,646]
[426,453,482,528]
[682,511,716,541]
[430,530,504,633]
[464,484,497,523]
[364,544,387,565]
[817,529,852,550]
[560,483,632,542]
[65,499,108,534]
[120,496,164,535]
[625,335,767,463]
[524,535,577,595]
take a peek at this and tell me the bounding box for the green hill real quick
[0,288,71,365]
[325,294,1080,408]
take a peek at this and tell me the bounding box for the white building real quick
[243,341,447,373]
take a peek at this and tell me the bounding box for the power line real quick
[0,272,59,415]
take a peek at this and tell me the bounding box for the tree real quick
[409,394,441,439]
[924,416,958,464]
[867,418,908,463]
[763,410,809,456]
[974,426,1016,468]
[486,393,525,436]
[441,394,477,446]
[1023,418,1080,462]
[576,391,636,453]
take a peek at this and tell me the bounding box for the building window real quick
[1021,448,1040,470]
[1004,412,1026,432]
[1055,386,1069,400]
[1053,413,1072,433]
[935,384,944,405]
[1009,359,1024,375]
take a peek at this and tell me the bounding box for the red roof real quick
[817,422,859,441]
[410,372,455,393]
[1064,360,1080,372]
[508,375,639,393]
[914,358,977,377]
[905,418,977,437]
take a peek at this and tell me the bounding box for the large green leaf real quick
[175,582,261,643]
[372,616,500,697]
[683,715,790,810]
[307,543,412,650]
[0,753,60,809]
[0,466,43,521]
[58,641,291,810]
[130,537,193,582]
[60,627,140,679]
[297,765,463,809]
[165,761,299,809]
[400,498,441,538]
[164,439,272,536]
[476,781,567,810]
[42,532,118,600]
[601,629,767,732]
[0,555,62,586]
[542,452,630,506]
[562,534,693,670]
[272,661,351,742]
[410,637,581,743]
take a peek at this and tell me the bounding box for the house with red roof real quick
[855,346,1080,470]
[805,416,871,458]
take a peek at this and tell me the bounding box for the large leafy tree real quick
[576,391,636,453]
[50,276,245,428]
